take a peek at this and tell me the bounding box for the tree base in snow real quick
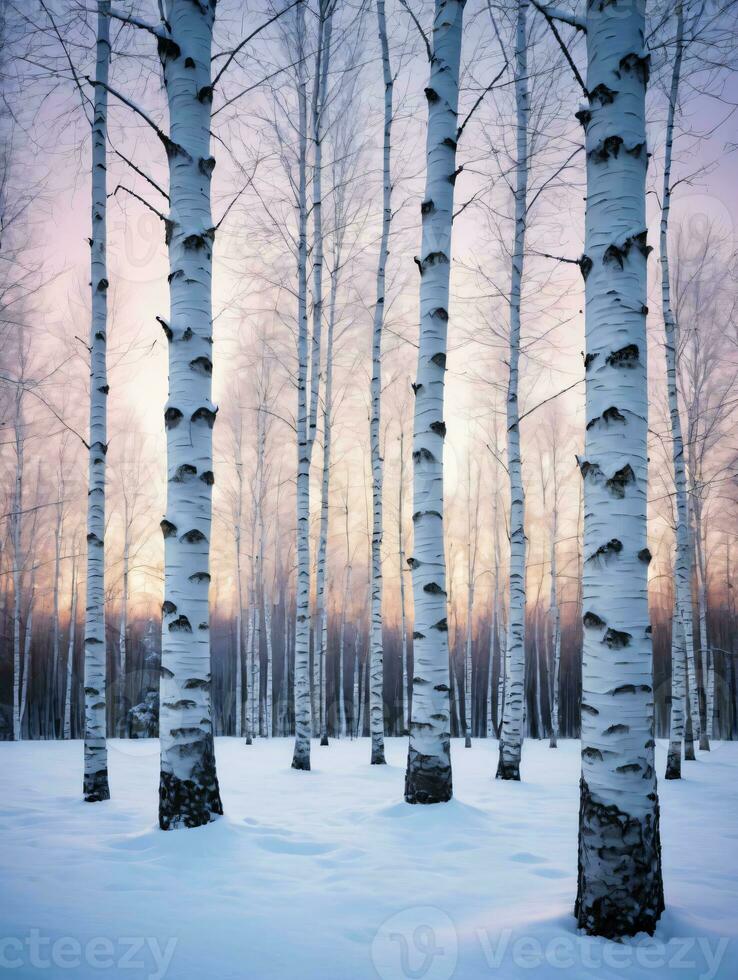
[245,736,253,746]
[320,735,329,746]
[464,735,471,748]
[575,776,664,938]
[496,742,520,781]
[699,733,711,751]
[83,769,110,802]
[684,736,696,761]
[158,741,223,831]
[291,738,311,771]
[549,736,558,749]
[404,745,452,803]
[665,742,681,780]
[371,745,386,765]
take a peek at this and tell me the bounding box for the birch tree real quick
[368,0,394,766]
[83,0,110,802]
[292,0,312,770]
[398,428,409,735]
[497,0,528,781]
[569,0,665,937]
[658,0,698,773]
[405,0,466,805]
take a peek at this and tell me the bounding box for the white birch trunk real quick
[157,0,222,828]
[666,599,686,778]
[264,594,273,737]
[549,464,561,748]
[83,0,110,801]
[369,0,394,766]
[50,493,63,737]
[659,1,696,772]
[292,0,312,770]
[64,553,78,740]
[118,508,129,736]
[398,430,409,735]
[405,0,465,804]
[315,273,337,748]
[352,645,360,738]
[338,498,350,738]
[575,0,664,936]
[245,603,253,743]
[20,574,35,733]
[694,519,711,749]
[497,0,528,781]
[234,521,243,738]
[11,384,23,741]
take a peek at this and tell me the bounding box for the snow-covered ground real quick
[1,737,736,979]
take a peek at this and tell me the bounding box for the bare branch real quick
[398,0,432,62]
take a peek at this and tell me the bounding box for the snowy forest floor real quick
[1,738,736,980]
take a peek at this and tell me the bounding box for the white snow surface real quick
[1,737,736,979]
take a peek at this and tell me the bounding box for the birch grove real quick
[2,0,738,953]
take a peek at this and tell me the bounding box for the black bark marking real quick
[604,724,630,736]
[162,600,177,616]
[588,83,617,105]
[199,156,216,177]
[424,87,439,103]
[423,582,446,596]
[603,628,632,649]
[181,528,206,544]
[583,611,605,629]
[589,135,623,163]
[638,548,652,564]
[172,464,197,482]
[606,464,635,498]
[429,420,447,438]
[618,52,650,85]
[431,352,446,368]
[606,344,639,367]
[157,36,181,61]
[165,407,183,430]
[199,470,215,485]
[168,616,192,633]
[589,539,622,560]
[189,356,213,376]
[160,519,177,538]
[191,406,217,428]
